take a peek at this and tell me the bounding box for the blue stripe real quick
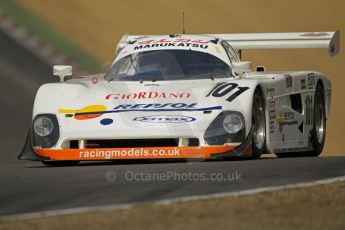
[74,106,222,116]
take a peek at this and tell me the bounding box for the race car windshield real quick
[105,50,231,81]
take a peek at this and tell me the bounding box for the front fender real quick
[210,80,261,137]
[33,83,93,118]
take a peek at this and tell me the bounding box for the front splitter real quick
[33,145,252,161]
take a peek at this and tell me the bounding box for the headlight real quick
[32,114,60,148]
[204,111,246,145]
[223,113,243,134]
[34,116,53,136]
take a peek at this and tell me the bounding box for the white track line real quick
[1,175,345,222]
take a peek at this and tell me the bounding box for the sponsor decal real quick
[58,103,222,125]
[100,118,113,125]
[59,105,107,120]
[134,43,209,50]
[113,103,198,110]
[106,92,191,100]
[268,100,276,134]
[133,115,196,123]
[307,73,316,89]
[277,111,298,133]
[301,32,329,37]
[80,147,181,159]
[138,38,209,45]
[284,111,295,120]
[301,79,306,89]
[206,82,249,102]
[269,110,276,119]
[280,120,298,126]
[58,105,113,126]
[284,74,293,88]
[269,121,275,134]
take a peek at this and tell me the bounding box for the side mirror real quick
[53,65,72,82]
[256,66,266,72]
[232,61,252,75]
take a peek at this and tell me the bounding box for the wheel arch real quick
[254,85,265,102]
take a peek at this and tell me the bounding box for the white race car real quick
[19,31,340,166]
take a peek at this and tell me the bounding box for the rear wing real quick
[209,31,340,57]
[116,30,340,57]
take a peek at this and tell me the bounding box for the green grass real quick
[0,0,101,74]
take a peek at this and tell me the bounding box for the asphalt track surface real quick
[0,29,344,217]
[1,157,345,216]
[0,29,53,164]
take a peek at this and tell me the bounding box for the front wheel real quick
[252,89,266,158]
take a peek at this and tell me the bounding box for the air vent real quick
[69,138,199,149]
[290,94,302,113]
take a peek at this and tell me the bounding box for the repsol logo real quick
[133,115,196,123]
[113,103,197,110]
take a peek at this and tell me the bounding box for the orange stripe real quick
[34,145,252,160]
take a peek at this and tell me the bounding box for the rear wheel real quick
[252,89,266,158]
[306,83,326,156]
[41,161,80,167]
[276,83,326,158]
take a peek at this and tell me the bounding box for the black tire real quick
[252,88,266,158]
[306,83,326,156]
[41,160,80,167]
[276,83,326,158]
